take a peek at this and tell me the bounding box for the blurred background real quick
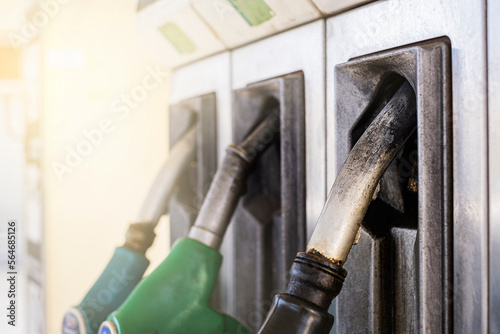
[0,1,171,333]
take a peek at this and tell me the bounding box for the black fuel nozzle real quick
[258,82,417,334]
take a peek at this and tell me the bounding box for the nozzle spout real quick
[189,111,280,250]
[135,126,197,225]
[307,81,416,265]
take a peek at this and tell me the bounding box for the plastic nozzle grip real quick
[101,238,249,334]
[62,246,149,334]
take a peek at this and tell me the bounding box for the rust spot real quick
[408,179,418,193]
[307,248,344,266]
[407,158,418,193]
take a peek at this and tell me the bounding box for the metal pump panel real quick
[332,38,452,334]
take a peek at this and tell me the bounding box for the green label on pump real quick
[159,22,197,54]
[227,0,275,26]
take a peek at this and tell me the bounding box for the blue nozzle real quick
[63,246,149,334]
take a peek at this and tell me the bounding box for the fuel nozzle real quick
[99,110,280,334]
[258,82,417,334]
[63,126,196,334]
[189,110,281,250]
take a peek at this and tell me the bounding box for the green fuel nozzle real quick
[98,111,280,334]
[258,82,417,334]
[63,127,197,334]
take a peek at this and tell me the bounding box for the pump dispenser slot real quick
[333,38,452,334]
[230,72,306,332]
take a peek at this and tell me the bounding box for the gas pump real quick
[62,126,196,334]
[98,111,279,334]
[258,82,417,333]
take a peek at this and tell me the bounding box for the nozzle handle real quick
[258,294,333,334]
[62,246,149,334]
[99,238,250,334]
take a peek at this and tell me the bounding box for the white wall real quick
[42,1,171,332]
